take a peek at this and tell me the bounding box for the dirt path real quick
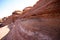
[0,25,10,39]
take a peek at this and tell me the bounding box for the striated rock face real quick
[20,0,60,18]
[23,6,32,14]
[1,0,60,40]
[2,10,23,26]
[2,18,60,40]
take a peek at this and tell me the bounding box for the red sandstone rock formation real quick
[19,0,60,18]
[0,18,2,23]
[0,18,3,27]
[23,6,32,13]
[2,10,23,26]
[1,0,60,40]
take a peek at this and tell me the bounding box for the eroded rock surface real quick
[1,0,60,40]
[2,18,60,40]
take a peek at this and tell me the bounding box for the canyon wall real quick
[1,0,60,40]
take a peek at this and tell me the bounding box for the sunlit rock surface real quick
[0,25,10,39]
[1,0,60,40]
[2,10,23,26]
[20,0,60,18]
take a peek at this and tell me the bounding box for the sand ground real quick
[0,25,10,39]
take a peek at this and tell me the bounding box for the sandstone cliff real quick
[1,0,60,40]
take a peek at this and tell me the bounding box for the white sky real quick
[0,0,38,18]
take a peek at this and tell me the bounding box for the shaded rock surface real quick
[1,0,60,40]
[2,18,60,40]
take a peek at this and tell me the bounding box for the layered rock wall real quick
[1,0,60,40]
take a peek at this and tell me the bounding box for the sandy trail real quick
[0,25,10,39]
